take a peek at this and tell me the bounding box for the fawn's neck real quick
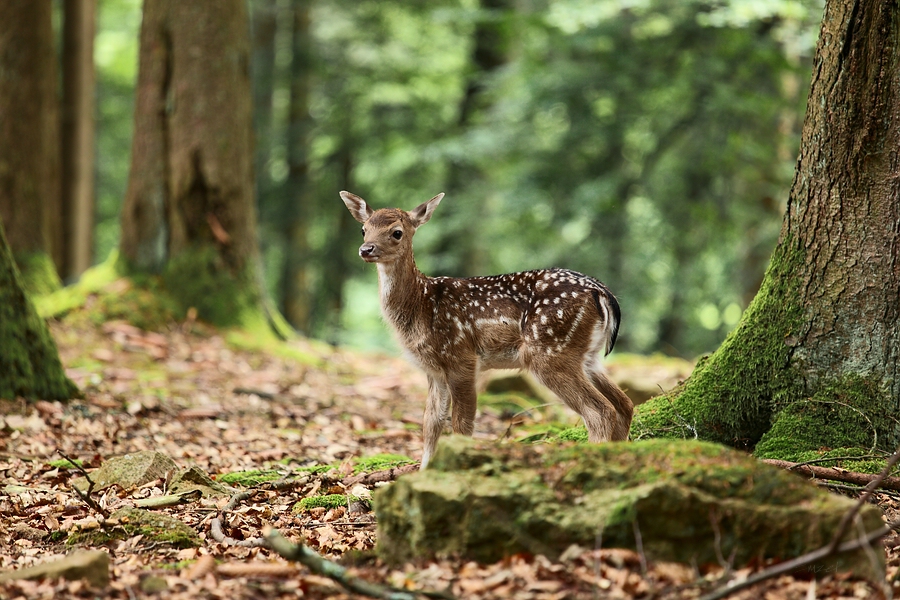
[376,253,429,335]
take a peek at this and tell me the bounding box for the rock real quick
[0,550,109,587]
[169,465,233,498]
[374,437,884,578]
[68,508,201,549]
[73,450,178,492]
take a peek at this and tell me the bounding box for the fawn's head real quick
[340,191,444,264]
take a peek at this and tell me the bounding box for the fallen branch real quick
[698,517,900,600]
[59,450,110,519]
[263,527,453,600]
[762,459,900,491]
[341,463,419,487]
[208,490,267,548]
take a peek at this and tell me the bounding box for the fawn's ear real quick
[408,193,445,228]
[340,191,374,224]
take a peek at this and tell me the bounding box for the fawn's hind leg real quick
[586,359,633,440]
[530,360,617,442]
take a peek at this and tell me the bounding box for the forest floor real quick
[1,310,900,599]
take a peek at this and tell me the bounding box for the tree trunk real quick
[0,0,62,295]
[251,0,278,211]
[280,0,314,333]
[634,0,900,458]
[60,0,97,281]
[120,0,264,327]
[0,220,77,401]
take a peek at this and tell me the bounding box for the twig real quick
[762,459,900,491]
[59,450,110,519]
[264,527,455,600]
[825,446,900,555]
[501,402,560,440]
[208,490,267,548]
[341,463,420,487]
[703,447,900,600]
[698,517,900,600]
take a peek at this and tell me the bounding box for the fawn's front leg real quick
[421,375,450,469]
[448,366,478,437]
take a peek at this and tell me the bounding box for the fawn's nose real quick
[359,243,376,259]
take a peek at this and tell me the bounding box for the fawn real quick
[340,191,633,468]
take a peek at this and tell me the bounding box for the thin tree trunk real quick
[120,0,263,326]
[60,0,97,281]
[636,0,900,454]
[0,0,62,294]
[251,0,278,210]
[280,0,314,332]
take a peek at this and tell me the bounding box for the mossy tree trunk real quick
[0,0,63,295]
[0,220,77,401]
[634,0,900,458]
[119,0,265,328]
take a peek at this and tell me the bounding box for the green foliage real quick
[93,0,825,357]
[48,459,83,469]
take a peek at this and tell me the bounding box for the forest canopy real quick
[90,0,824,357]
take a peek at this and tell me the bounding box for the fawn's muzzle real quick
[359,243,378,261]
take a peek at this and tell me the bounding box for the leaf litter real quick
[0,315,897,599]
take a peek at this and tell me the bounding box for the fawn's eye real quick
[392,230,403,240]
[360,227,365,237]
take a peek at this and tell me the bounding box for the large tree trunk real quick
[0,220,77,401]
[0,0,62,295]
[120,0,264,327]
[634,0,900,457]
[60,0,97,281]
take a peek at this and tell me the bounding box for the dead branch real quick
[59,450,110,519]
[341,463,419,487]
[762,458,900,491]
[208,490,267,548]
[263,527,454,600]
[698,517,900,600]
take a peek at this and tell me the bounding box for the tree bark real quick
[0,220,77,401]
[634,0,900,455]
[120,0,264,326]
[60,0,97,281]
[0,0,62,294]
[280,0,314,333]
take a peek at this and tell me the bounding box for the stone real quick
[72,450,178,492]
[374,437,884,578]
[0,550,109,587]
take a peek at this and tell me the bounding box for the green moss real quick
[49,530,68,542]
[48,458,83,469]
[14,251,62,296]
[754,374,892,465]
[68,508,201,549]
[555,427,589,442]
[293,494,359,513]
[632,240,807,448]
[352,453,414,474]
[92,278,179,331]
[216,469,284,486]
[35,252,120,319]
[0,225,78,401]
[161,244,257,328]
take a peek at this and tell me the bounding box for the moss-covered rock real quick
[73,451,178,492]
[375,436,883,578]
[0,224,77,400]
[68,508,201,549]
[169,466,233,498]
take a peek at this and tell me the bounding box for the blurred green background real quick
[90,0,823,357]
